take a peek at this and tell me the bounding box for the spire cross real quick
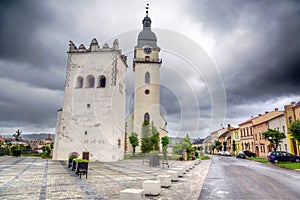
[145,3,149,16]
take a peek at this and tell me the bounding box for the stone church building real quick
[53,8,167,161]
[125,10,168,153]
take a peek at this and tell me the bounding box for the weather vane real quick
[145,3,149,16]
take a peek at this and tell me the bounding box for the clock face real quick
[144,48,152,54]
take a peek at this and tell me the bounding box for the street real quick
[199,155,300,199]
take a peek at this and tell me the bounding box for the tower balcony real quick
[133,58,162,64]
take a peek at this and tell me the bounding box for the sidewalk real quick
[0,156,211,199]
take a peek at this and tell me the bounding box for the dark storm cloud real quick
[188,0,300,106]
[0,1,55,66]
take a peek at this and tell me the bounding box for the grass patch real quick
[275,162,300,169]
[200,155,210,160]
[248,157,300,169]
[21,153,42,157]
[247,157,269,163]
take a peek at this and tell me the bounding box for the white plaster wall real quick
[268,115,290,152]
[53,48,127,162]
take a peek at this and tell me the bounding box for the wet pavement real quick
[0,156,211,200]
[199,155,300,199]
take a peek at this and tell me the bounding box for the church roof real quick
[136,7,159,48]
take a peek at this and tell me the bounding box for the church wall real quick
[53,41,127,162]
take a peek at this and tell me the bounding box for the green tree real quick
[210,144,215,154]
[232,140,237,153]
[129,132,139,155]
[50,142,54,150]
[13,129,22,150]
[289,120,300,144]
[172,134,192,156]
[262,129,286,152]
[42,146,51,158]
[150,121,160,151]
[214,140,222,152]
[223,141,227,151]
[141,120,152,153]
[161,136,170,155]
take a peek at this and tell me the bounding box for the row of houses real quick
[0,134,53,153]
[203,101,300,157]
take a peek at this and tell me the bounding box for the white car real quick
[218,151,224,155]
[224,151,231,156]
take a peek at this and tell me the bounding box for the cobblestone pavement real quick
[0,156,211,200]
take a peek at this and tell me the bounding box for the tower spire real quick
[145,3,149,16]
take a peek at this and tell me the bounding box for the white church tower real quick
[126,6,168,153]
[53,38,127,162]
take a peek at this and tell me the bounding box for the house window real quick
[144,113,150,122]
[145,72,150,83]
[86,75,95,88]
[76,76,84,88]
[145,89,150,95]
[98,75,106,88]
[282,126,285,133]
[84,131,87,135]
[145,56,150,62]
[87,104,90,108]
[118,139,121,148]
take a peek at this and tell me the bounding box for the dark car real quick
[243,150,257,157]
[236,150,256,159]
[236,151,246,159]
[267,151,300,164]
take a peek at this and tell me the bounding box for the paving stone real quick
[0,156,211,200]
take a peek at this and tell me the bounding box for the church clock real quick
[144,48,152,54]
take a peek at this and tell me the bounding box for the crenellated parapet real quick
[68,38,121,53]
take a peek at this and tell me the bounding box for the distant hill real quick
[1,133,55,141]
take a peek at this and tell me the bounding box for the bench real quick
[142,154,149,166]
[78,168,87,179]
[160,155,169,168]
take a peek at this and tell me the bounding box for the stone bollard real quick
[172,167,184,177]
[177,166,186,174]
[157,175,171,188]
[165,170,179,181]
[143,180,161,196]
[120,189,145,200]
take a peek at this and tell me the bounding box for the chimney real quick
[265,111,269,114]
[48,134,51,140]
[228,124,231,131]
[274,108,278,111]
[258,114,262,116]
[291,102,296,106]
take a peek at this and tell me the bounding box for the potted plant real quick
[74,158,89,178]
[68,151,79,168]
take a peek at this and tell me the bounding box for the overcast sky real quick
[0,0,299,138]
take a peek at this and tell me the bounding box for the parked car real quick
[243,150,257,157]
[224,151,231,156]
[267,151,300,164]
[218,151,224,155]
[236,151,246,159]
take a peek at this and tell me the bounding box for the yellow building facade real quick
[230,128,241,155]
[284,102,299,155]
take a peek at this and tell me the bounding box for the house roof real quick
[252,110,283,126]
[0,135,5,142]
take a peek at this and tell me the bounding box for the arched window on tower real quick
[98,75,106,88]
[86,75,95,88]
[75,76,83,88]
[145,56,150,62]
[144,113,150,123]
[145,72,150,84]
